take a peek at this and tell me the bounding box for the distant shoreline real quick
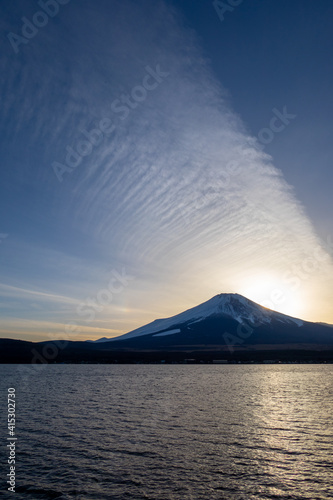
[1,338,333,364]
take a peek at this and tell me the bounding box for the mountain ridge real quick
[94,293,307,343]
[1,293,332,364]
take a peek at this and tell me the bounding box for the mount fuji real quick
[1,294,333,363]
[94,293,333,351]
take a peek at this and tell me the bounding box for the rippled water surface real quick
[0,364,332,499]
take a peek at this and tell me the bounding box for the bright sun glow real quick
[238,274,304,318]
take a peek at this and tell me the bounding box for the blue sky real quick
[1,0,333,341]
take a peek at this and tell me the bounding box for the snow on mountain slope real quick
[152,329,181,337]
[95,293,304,343]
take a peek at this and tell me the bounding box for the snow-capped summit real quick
[201,293,303,327]
[95,293,304,343]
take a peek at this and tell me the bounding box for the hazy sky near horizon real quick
[1,0,333,342]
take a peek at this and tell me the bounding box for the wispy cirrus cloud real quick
[0,0,332,339]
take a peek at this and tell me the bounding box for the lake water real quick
[0,364,332,499]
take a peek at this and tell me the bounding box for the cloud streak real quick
[0,0,332,337]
